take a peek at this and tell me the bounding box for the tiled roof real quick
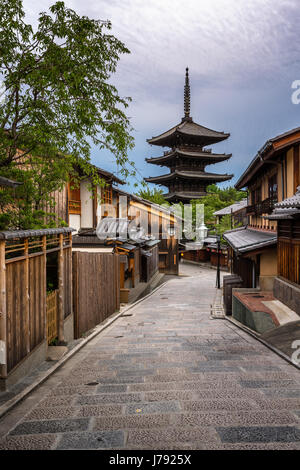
[0,176,22,188]
[147,119,229,147]
[213,199,248,216]
[0,227,74,240]
[146,149,231,165]
[235,127,300,190]
[223,227,277,253]
[268,187,300,219]
[274,186,300,209]
[145,170,233,184]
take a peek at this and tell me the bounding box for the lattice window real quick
[102,185,112,204]
[68,180,81,214]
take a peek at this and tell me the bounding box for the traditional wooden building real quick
[268,187,300,315]
[111,187,179,276]
[213,199,248,226]
[72,186,179,304]
[144,68,233,203]
[224,126,300,291]
[65,164,124,233]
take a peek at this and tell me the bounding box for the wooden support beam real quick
[69,233,73,321]
[0,240,7,377]
[24,238,30,354]
[42,235,47,342]
[294,144,300,193]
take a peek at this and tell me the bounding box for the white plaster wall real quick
[80,180,93,228]
[96,185,102,226]
[69,214,81,233]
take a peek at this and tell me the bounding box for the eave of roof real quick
[145,170,233,184]
[76,162,125,185]
[146,149,232,165]
[267,186,300,219]
[235,127,300,190]
[163,191,207,201]
[213,199,248,216]
[147,119,230,147]
[0,227,74,240]
[0,176,23,188]
[223,227,277,254]
[112,186,181,220]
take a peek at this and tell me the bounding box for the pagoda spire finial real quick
[184,67,191,119]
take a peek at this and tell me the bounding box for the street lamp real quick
[207,229,221,289]
[196,222,208,244]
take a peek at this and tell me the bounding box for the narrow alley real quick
[0,264,299,450]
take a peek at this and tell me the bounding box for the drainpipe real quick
[281,158,285,200]
[284,156,287,198]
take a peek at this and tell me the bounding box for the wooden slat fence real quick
[73,251,120,339]
[0,229,72,379]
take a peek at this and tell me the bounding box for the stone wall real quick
[273,277,300,316]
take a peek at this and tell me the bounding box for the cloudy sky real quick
[23,0,300,192]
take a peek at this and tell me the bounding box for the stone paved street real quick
[0,263,299,450]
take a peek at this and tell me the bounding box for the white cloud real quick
[21,0,300,191]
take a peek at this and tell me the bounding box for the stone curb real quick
[226,316,300,371]
[0,281,169,421]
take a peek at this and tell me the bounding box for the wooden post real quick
[69,233,73,321]
[42,235,47,342]
[24,238,30,354]
[0,240,7,378]
[72,251,79,339]
[58,233,65,344]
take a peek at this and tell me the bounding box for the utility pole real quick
[216,234,221,289]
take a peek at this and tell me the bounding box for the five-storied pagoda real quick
[144,68,233,203]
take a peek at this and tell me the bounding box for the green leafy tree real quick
[215,213,242,243]
[0,0,135,229]
[191,184,246,229]
[135,187,170,206]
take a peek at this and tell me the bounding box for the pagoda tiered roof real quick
[163,191,207,202]
[145,170,233,185]
[146,148,232,166]
[147,118,230,148]
[144,68,233,203]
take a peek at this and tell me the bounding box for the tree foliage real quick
[215,213,242,242]
[0,0,134,229]
[135,187,169,206]
[191,184,246,228]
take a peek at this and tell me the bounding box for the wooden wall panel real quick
[73,252,120,339]
[294,145,300,193]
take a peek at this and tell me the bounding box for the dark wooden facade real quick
[277,218,300,285]
[232,251,257,288]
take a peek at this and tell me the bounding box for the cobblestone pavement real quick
[0,264,299,450]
